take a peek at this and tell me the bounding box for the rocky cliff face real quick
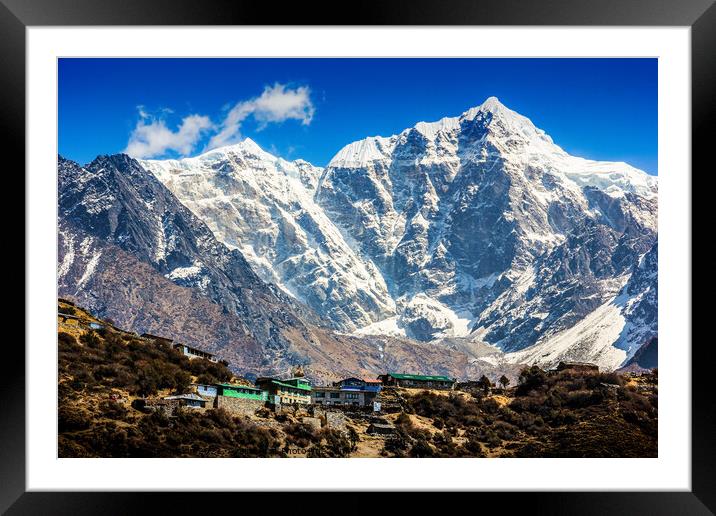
[140,141,395,332]
[315,97,657,366]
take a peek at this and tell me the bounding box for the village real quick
[59,299,472,439]
[58,297,641,458]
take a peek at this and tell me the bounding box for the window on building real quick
[330,392,340,399]
[346,393,359,399]
[314,392,325,398]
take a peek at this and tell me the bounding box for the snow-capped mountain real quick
[59,154,506,382]
[315,97,657,366]
[140,140,396,332]
[59,96,657,371]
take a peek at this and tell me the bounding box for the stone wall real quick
[325,411,348,431]
[273,403,311,418]
[312,407,349,430]
[215,395,265,416]
[138,398,179,417]
[140,398,214,416]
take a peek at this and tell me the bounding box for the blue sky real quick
[58,58,657,174]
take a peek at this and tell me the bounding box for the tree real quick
[174,369,192,393]
[477,375,493,395]
[499,375,510,390]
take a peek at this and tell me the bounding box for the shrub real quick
[431,431,462,457]
[406,391,482,429]
[58,436,91,457]
[493,420,517,440]
[99,400,129,420]
[70,369,97,390]
[462,435,486,457]
[93,364,121,380]
[80,331,102,349]
[188,359,232,382]
[173,370,192,393]
[58,406,91,432]
[307,429,354,458]
[284,422,319,448]
[134,367,160,396]
[479,397,501,414]
[409,438,435,458]
[564,389,603,409]
[58,332,80,352]
[499,375,511,389]
[516,366,547,395]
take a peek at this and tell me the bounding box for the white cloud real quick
[124,113,212,159]
[207,83,315,149]
[125,83,315,158]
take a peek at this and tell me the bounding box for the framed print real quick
[4,0,713,512]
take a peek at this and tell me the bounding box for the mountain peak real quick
[204,137,266,158]
[237,137,263,154]
[87,152,142,172]
[461,96,515,122]
[480,95,505,112]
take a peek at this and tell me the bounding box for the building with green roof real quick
[195,383,268,401]
[217,383,268,401]
[255,377,312,405]
[377,373,456,390]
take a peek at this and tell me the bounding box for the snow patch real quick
[354,316,407,338]
[504,295,629,371]
[328,137,389,168]
[165,262,203,281]
[77,250,101,289]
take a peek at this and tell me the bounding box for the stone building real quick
[172,342,217,362]
[139,393,208,416]
[58,313,80,326]
[163,393,208,408]
[141,333,174,346]
[312,386,365,406]
[312,377,382,407]
[555,362,599,374]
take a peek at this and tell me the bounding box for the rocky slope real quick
[58,154,328,374]
[58,304,657,458]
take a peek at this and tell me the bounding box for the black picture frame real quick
[4,0,712,513]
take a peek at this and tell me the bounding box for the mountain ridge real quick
[59,97,658,372]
